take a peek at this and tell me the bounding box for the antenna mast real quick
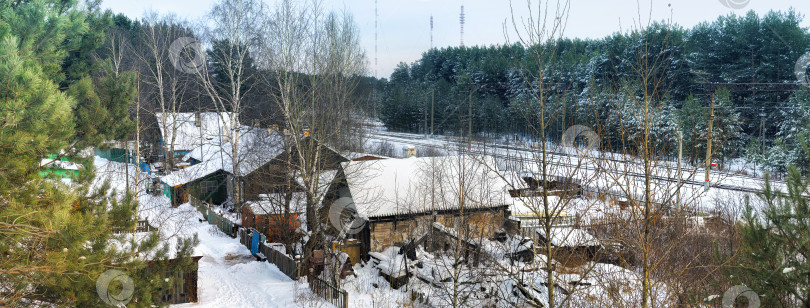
[374,0,380,78]
[430,15,434,49]
[459,5,465,47]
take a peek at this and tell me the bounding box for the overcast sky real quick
[101,0,810,78]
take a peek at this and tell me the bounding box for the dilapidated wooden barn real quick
[326,155,515,259]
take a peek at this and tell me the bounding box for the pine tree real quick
[679,95,706,164]
[0,1,197,306]
[728,168,810,307]
[711,88,744,168]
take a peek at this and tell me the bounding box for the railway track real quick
[369,130,776,195]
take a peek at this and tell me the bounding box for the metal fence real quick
[310,276,348,308]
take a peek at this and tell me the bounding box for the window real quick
[200,180,218,197]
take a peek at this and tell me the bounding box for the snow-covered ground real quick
[363,129,777,218]
[89,117,771,307]
[93,157,319,307]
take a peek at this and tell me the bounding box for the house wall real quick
[241,207,256,229]
[241,207,269,235]
[163,183,172,200]
[188,170,229,205]
[241,207,301,243]
[366,209,507,252]
[242,159,300,201]
[147,256,202,305]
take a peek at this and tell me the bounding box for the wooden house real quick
[145,256,203,305]
[536,226,602,267]
[159,129,285,207]
[38,154,81,179]
[160,166,230,207]
[241,193,304,242]
[327,155,514,259]
[240,137,348,202]
[154,112,236,165]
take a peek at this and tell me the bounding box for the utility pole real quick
[468,86,472,151]
[374,0,380,78]
[431,89,434,139]
[758,108,765,177]
[704,97,715,191]
[677,130,682,207]
[132,72,142,253]
[424,89,428,139]
[135,74,141,198]
[459,5,465,47]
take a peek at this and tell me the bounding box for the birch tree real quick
[135,13,200,170]
[503,1,583,306]
[259,0,366,276]
[191,0,265,209]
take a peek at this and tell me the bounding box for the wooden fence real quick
[310,276,348,308]
[190,196,236,238]
[259,243,299,280]
[239,228,250,247]
[239,228,299,280]
[113,219,156,234]
[238,227,348,307]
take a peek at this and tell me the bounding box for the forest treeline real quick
[373,10,810,173]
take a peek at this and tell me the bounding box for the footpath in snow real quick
[93,157,312,307]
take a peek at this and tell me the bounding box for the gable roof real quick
[161,129,284,186]
[245,192,307,215]
[536,226,600,247]
[155,112,235,151]
[340,155,512,218]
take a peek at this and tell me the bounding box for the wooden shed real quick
[536,226,602,267]
[161,169,230,208]
[147,255,203,305]
[241,193,305,243]
[328,155,514,259]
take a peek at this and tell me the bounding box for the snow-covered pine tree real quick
[0,1,198,305]
[728,167,810,307]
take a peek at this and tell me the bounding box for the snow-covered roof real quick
[155,112,236,151]
[340,155,513,218]
[294,170,338,193]
[245,192,307,215]
[40,158,80,170]
[510,196,565,217]
[161,130,284,186]
[536,226,600,248]
[342,152,390,161]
